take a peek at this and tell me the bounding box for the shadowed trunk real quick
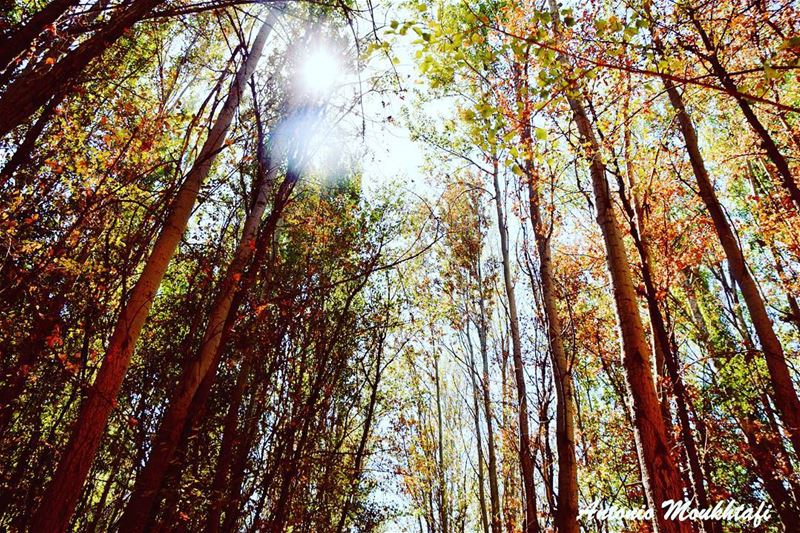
[0,0,166,138]
[0,0,81,71]
[118,104,291,533]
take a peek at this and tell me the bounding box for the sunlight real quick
[299,47,341,97]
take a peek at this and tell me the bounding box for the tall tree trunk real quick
[526,176,579,533]
[0,292,65,432]
[513,56,579,531]
[738,418,800,531]
[547,4,690,530]
[567,90,688,533]
[613,116,717,533]
[266,312,365,531]
[550,0,691,533]
[498,340,520,533]
[491,159,540,533]
[220,378,264,533]
[118,111,287,533]
[614,83,672,433]
[29,17,274,533]
[768,243,800,333]
[746,164,800,333]
[661,74,800,456]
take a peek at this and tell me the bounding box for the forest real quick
[0,0,799,531]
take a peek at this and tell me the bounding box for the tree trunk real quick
[614,115,717,533]
[29,17,274,533]
[335,327,385,533]
[0,293,65,432]
[491,159,540,533]
[207,357,252,533]
[526,177,579,533]
[738,417,800,532]
[118,95,285,533]
[434,339,449,533]
[0,0,81,71]
[0,90,64,187]
[747,164,800,333]
[513,56,579,530]
[567,90,689,533]
[685,8,800,211]
[466,322,490,533]
[477,259,502,533]
[662,76,800,457]
[551,22,689,533]
[220,380,263,533]
[0,0,166,138]
[547,4,690,530]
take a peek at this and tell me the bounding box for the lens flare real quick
[299,48,340,97]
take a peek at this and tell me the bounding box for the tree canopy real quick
[1,0,799,531]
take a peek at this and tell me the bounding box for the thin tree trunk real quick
[685,8,800,211]
[490,159,540,533]
[30,17,274,533]
[738,417,800,531]
[0,293,65,432]
[640,260,715,532]
[769,243,800,332]
[335,328,385,533]
[0,90,64,187]
[267,319,363,531]
[746,164,800,332]
[84,436,126,533]
[513,57,579,530]
[614,84,673,434]
[434,339,449,533]
[499,340,519,533]
[220,379,264,533]
[466,321,490,533]
[567,89,688,533]
[477,259,502,533]
[207,357,252,533]
[527,179,579,533]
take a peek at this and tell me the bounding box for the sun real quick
[299,47,341,97]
